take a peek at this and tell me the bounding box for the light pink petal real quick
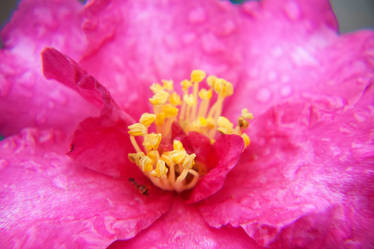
[184,133,244,203]
[0,0,97,136]
[198,95,374,247]
[107,199,263,249]
[42,47,137,177]
[0,128,171,249]
[79,0,251,118]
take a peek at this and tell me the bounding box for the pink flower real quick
[1,0,373,248]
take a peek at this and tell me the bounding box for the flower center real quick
[128,70,253,192]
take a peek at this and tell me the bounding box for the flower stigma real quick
[128,70,253,192]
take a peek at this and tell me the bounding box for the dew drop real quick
[0,159,8,170]
[284,1,300,21]
[201,34,225,54]
[281,85,292,97]
[188,8,206,24]
[182,33,196,44]
[0,75,11,97]
[52,176,67,190]
[256,89,271,102]
[218,20,236,36]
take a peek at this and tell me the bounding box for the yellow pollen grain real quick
[182,153,196,169]
[128,123,147,136]
[150,83,163,93]
[149,90,169,105]
[199,88,212,100]
[155,112,166,126]
[139,113,156,127]
[183,94,195,106]
[162,104,179,117]
[140,155,153,172]
[171,150,186,164]
[241,108,254,120]
[191,70,206,83]
[241,133,250,148]
[173,140,184,151]
[162,80,174,91]
[143,133,162,152]
[169,92,181,106]
[181,80,192,91]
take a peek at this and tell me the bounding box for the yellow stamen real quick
[127,70,253,193]
[128,123,147,136]
[149,90,169,105]
[140,113,156,128]
[143,133,162,152]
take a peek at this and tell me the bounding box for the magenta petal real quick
[0,128,171,248]
[186,133,244,203]
[42,47,137,177]
[79,0,249,117]
[106,199,263,249]
[198,99,374,247]
[69,114,135,178]
[0,0,96,136]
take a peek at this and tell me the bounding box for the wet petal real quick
[198,96,374,247]
[183,133,244,203]
[42,47,136,177]
[226,26,374,118]
[0,0,95,136]
[107,199,263,249]
[79,0,248,117]
[0,128,171,248]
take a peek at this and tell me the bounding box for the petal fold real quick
[198,97,374,247]
[0,128,171,249]
[107,199,262,249]
[42,47,136,177]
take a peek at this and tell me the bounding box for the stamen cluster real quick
[128,70,253,192]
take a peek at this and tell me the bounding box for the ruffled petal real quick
[0,128,171,249]
[106,199,263,249]
[198,95,374,247]
[183,133,244,203]
[226,22,374,118]
[0,0,96,136]
[79,0,250,118]
[42,47,136,177]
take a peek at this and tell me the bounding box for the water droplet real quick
[281,85,291,97]
[182,33,196,44]
[0,75,11,97]
[201,34,225,54]
[256,89,271,102]
[271,46,283,58]
[268,71,277,81]
[241,2,261,18]
[52,176,67,190]
[0,159,8,170]
[284,1,300,20]
[188,8,206,24]
[218,20,236,36]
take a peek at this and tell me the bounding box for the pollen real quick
[128,70,253,192]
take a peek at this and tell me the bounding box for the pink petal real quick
[183,133,244,203]
[197,96,374,247]
[226,17,373,119]
[79,0,249,118]
[0,128,171,248]
[106,199,263,249]
[42,47,136,177]
[0,0,96,136]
